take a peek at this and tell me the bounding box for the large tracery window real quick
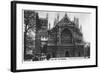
[61,28,72,44]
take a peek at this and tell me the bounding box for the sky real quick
[35,10,91,42]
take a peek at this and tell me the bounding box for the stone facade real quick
[34,13,90,58]
[47,14,85,58]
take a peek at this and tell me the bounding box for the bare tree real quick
[24,10,41,60]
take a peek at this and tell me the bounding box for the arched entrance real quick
[65,51,70,57]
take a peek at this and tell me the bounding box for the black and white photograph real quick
[23,10,91,62]
[11,1,97,72]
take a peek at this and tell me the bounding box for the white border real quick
[16,3,96,70]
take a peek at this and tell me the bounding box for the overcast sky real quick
[36,11,91,42]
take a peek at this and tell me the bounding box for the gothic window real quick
[61,28,72,44]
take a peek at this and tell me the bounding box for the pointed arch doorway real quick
[65,51,70,57]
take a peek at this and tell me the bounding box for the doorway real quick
[65,51,70,57]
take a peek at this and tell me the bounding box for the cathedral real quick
[25,11,90,60]
[46,13,87,58]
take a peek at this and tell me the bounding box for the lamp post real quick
[40,36,48,54]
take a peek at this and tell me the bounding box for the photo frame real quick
[11,1,98,72]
